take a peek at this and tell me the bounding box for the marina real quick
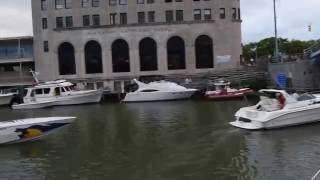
[1,0,320,179]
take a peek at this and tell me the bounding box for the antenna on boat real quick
[273,0,280,62]
[30,69,40,84]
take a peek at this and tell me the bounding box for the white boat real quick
[13,80,103,108]
[122,79,198,102]
[0,117,76,144]
[0,92,14,106]
[230,89,320,130]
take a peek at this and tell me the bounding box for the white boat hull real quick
[123,90,197,102]
[0,94,13,106]
[230,103,320,130]
[12,101,55,110]
[0,117,76,144]
[24,90,103,106]
[53,90,103,105]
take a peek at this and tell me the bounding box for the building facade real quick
[32,0,242,90]
[0,36,34,88]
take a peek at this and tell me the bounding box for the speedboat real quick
[230,89,320,130]
[122,79,198,102]
[0,90,15,106]
[12,80,103,108]
[205,79,253,100]
[0,117,76,144]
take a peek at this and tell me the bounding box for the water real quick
[1,100,320,180]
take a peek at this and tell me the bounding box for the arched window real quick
[112,39,130,72]
[195,35,214,69]
[58,42,76,75]
[85,40,103,74]
[167,36,186,70]
[139,38,158,71]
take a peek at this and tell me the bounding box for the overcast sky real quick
[0,0,319,44]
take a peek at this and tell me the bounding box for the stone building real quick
[32,0,242,91]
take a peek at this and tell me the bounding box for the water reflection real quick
[0,100,319,179]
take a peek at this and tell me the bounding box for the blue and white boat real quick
[0,117,76,144]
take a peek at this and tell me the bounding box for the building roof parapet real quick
[0,36,33,41]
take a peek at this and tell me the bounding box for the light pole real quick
[273,0,280,62]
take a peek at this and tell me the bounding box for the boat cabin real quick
[23,80,75,102]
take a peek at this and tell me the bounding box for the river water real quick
[0,100,320,180]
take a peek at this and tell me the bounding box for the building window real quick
[65,0,72,9]
[167,36,186,70]
[232,8,237,20]
[120,13,127,24]
[42,18,48,29]
[193,9,201,20]
[92,0,100,7]
[137,0,144,4]
[56,17,63,28]
[176,10,183,21]
[119,0,127,5]
[85,41,103,74]
[110,13,117,25]
[109,0,117,6]
[92,15,100,26]
[58,42,76,75]
[65,16,73,28]
[112,39,130,72]
[148,11,155,22]
[147,0,154,3]
[43,41,49,52]
[204,9,212,20]
[165,10,174,22]
[138,12,145,24]
[195,35,214,69]
[82,0,90,7]
[83,15,90,26]
[41,0,47,10]
[55,0,64,9]
[220,8,226,19]
[140,38,158,71]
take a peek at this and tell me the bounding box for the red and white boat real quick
[205,79,253,100]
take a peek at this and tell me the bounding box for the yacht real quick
[205,79,253,100]
[12,80,103,108]
[230,89,320,130]
[122,79,198,102]
[0,117,76,144]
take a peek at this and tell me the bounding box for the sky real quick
[0,0,319,44]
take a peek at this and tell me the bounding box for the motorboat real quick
[12,80,103,108]
[230,89,320,130]
[0,117,76,144]
[205,79,253,100]
[122,79,198,102]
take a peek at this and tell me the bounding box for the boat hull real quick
[0,117,76,144]
[53,90,103,105]
[230,104,320,130]
[12,101,55,110]
[205,93,245,100]
[122,90,197,102]
[0,94,13,106]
